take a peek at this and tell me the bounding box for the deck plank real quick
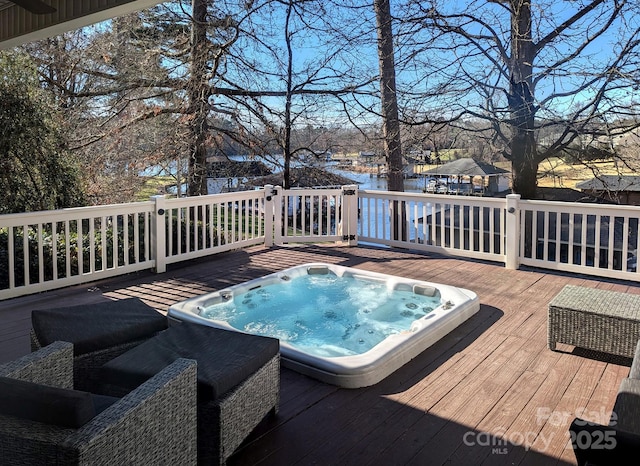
[0,243,635,466]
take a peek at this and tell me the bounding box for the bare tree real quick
[214,0,380,188]
[25,0,383,197]
[400,0,640,198]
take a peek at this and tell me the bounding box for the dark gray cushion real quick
[0,377,97,428]
[570,417,640,466]
[101,322,279,401]
[31,298,168,355]
[91,393,120,415]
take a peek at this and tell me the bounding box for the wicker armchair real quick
[0,341,198,465]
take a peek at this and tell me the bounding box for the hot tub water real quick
[199,273,442,358]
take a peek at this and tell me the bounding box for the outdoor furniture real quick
[548,285,640,359]
[100,321,280,465]
[570,339,640,465]
[0,340,198,465]
[31,297,169,392]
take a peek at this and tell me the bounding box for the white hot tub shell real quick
[168,263,480,388]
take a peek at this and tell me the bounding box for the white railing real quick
[517,198,640,281]
[273,185,358,246]
[0,190,269,300]
[0,202,155,299]
[357,189,507,263]
[154,190,267,272]
[2,187,640,301]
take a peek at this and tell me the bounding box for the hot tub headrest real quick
[413,285,438,297]
[307,266,330,275]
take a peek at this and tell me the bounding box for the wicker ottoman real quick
[548,285,640,359]
[31,298,168,392]
[100,321,280,466]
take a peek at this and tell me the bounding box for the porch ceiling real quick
[0,0,165,50]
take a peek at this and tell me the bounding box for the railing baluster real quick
[594,214,602,268]
[22,224,29,285]
[216,201,222,246]
[185,206,191,253]
[490,208,496,254]
[469,205,475,252]
[65,220,71,278]
[231,199,237,243]
[622,216,630,272]
[8,226,15,288]
[541,211,548,262]
[201,204,205,249]
[168,208,174,258]
[123,213,130,266]
[607,216,615,270]
[37,223,44,284]
[133,213,139,264]
[52,221,58,281]
[208,203,214,246]
[554,211,561,263]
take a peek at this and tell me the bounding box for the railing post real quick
[341,185,358,246]
[151,195,167,273]
[505,193,521,269]
[264,185,274,247]
[268,185,284,246]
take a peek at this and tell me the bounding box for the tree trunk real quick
[374,0,404,193]
[282,1,294,189]
[374,0,405,240]
[507,0,538,199]
[187,0,210,197]
[510,135,538,199]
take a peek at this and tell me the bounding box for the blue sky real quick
[72,0,640,128]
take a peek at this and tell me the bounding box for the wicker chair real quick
[0,341,198,465]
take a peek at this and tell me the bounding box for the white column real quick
[343,185,359,246]
[505,193,521,269]
[151,195,167,273]
[269,185,284,246]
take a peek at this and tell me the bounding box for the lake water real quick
[159,157,431,195]
[327,165,427,193]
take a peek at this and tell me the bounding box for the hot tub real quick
[168,263,480,388]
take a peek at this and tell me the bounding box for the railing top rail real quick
[274,186,346,194]
[163,189,266,207]
[359,189,506,206]
[519,198,640,214]
[0,201,155,226]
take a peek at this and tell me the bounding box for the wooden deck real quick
[1,243,637,465]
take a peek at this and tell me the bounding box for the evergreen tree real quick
[0,51,85,213]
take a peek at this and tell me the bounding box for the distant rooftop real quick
[576,175,640,192]
[423,158,509,177]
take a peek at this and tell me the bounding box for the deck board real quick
[0,243,635,466]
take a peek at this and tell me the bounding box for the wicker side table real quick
[548,285,640,358]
